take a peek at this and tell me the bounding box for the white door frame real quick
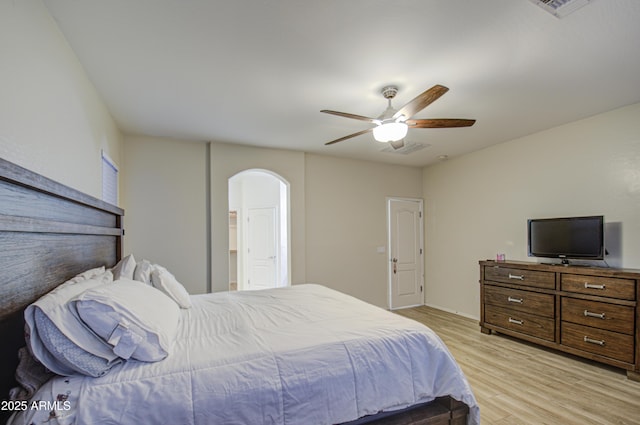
[387,197,425,310]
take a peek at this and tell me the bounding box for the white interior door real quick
[246,207,278,290]
[388,198,424,309]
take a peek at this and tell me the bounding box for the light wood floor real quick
[395,306,640,425]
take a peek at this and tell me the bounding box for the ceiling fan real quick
[321,85,475,147]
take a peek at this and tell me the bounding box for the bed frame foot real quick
[435,396,469,425]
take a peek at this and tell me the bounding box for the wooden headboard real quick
[0,157,123,419]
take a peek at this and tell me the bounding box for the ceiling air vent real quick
[380,141,429,155]
[529,0,593,18]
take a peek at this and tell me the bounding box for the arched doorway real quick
[228,169,290,291]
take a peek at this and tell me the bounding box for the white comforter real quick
[11,284,479,425]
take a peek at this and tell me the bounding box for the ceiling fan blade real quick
[321,110,377,123]
[324,128,373,145]
[407,118,476,128]
[393,85,449,120]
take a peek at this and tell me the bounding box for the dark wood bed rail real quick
[0,157,124,422]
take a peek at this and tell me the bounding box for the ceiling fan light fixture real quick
[373,121,408,143]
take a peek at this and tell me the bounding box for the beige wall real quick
[124,140,308,295]
[124,140,423,307]
[0,0,122,199]
[210,142,306,292]
[305,154,423,307]
[113,103,640,314]
[422,102,640,319]
[122,136,208,294]
[8,1,640,319]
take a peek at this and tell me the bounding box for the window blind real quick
[101,150,118,205]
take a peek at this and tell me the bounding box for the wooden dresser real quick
[479,260,640,380]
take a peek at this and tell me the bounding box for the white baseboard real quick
[424,302,479,321]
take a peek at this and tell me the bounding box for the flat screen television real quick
[527,215,604,264]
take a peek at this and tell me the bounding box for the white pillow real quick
[74,278,180,362]
[133,259,153,284]
[67,266,106,284]
[24,270,119,376]
[151,266,192,309]
[111,254,136,280]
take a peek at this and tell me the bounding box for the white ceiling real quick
[43,0,640,167]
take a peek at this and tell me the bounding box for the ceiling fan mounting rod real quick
[379,86,405,122]
[381,85,398,100]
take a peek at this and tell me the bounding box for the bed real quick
[0,157,478,425]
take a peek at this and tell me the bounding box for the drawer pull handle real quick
[508,317,524,325]
[507,296,524,304]
[508,273,525,280]
[584,310,606,320]
[584,282,605,290]
[584,336,605,346]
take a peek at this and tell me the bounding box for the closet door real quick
[246,207,278,290]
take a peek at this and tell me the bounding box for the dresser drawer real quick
[561,298,635,335]
[561,274,636,300]
[484,266,555,289]
[485,305,555,341]
[484,285,555,317]
[561,322,634,364]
